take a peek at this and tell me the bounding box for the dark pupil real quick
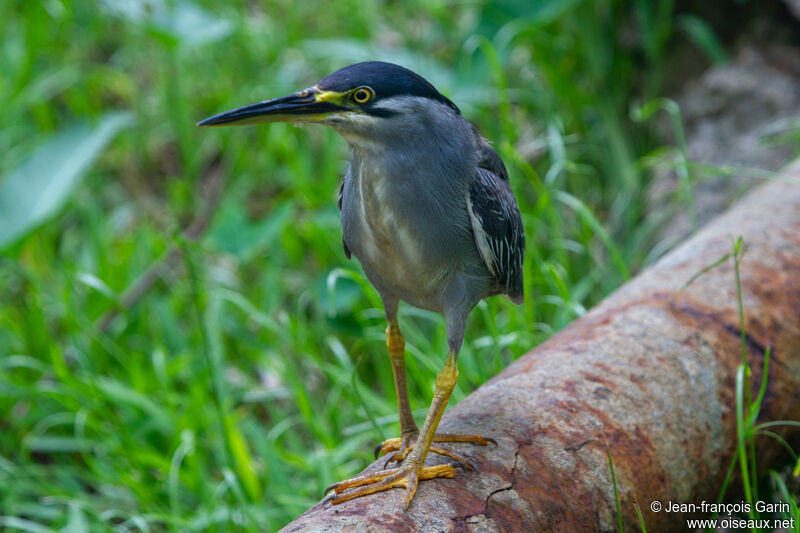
[356,90,368,101]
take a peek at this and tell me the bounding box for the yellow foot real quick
[375,433,497,468]
[325,463,455,509]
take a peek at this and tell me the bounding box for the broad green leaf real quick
[479,0,580,31]
[102,0,233,50]
[0,111,133,251]
[207,201,293,261]
[150,0,233,49]
[504,0,580,24]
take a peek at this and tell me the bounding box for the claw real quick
[459,460,478,473]
[383,454,396,470]
[375,436,406,459]
[402,470,419,511]
[323,480,338,496]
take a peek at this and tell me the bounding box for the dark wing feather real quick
[467,142,524,303]
[338,180,352,259]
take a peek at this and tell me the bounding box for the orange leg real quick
[328,349,465,509]
[376,319,494,467]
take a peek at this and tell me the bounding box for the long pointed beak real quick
[197,88,345,127]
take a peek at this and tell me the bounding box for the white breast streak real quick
[357,165,380,262]
[375,177,422,266]
[466,191,497,277]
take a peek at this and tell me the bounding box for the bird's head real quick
[197,61,460,145]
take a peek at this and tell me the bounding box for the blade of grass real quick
[630,98,695,230]
[633,500,647,532]
[555,191,631,280]
[735,364,755,522]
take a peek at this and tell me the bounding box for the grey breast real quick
[339,111,490,311]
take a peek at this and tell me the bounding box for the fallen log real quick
[282,161,800,532]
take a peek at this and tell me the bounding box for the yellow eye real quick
[352,87,374,104]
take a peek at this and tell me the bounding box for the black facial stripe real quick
[363,106,399,118]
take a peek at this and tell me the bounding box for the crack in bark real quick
[456,442,522,527]
[485,446,521,511]
[564,439,593,453]
[484,485,514,510]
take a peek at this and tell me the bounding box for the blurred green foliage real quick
[2,0,793,531]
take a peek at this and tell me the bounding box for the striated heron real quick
[198,61,525,510]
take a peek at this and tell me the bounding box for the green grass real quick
[0,0,797,531]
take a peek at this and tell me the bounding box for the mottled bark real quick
[282,162,800,532]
